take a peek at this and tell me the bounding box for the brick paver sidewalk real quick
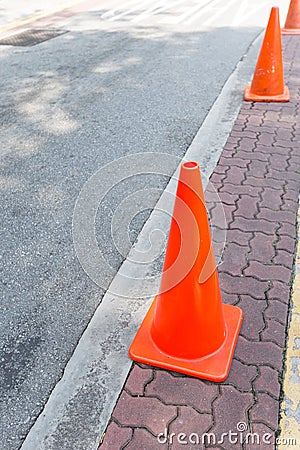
[99,35,300,450]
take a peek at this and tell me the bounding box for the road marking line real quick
[201,0,240,27]
[231,0,251,27]
[159,0,209,24]
[183,0,224,25]
[105,0,154,21]
[130,1,169,23]
[101,0,141,19]
[131,0,186,24]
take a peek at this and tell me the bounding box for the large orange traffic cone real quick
[244,7,289,102]
[282,0,300,34]
[129,162,243,382]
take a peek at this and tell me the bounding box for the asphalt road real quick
[0,0,289,449]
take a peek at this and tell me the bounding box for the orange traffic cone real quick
[244,7,289,102]
[129,161,243,382]
[282,0,300,34]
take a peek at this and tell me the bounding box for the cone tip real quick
[271,6,279,15]
[269,6,280,22]
[182,161,199,170]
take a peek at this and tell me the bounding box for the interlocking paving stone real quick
[235,195,260,219]
[248,232,276,262]
[253,366,281,399]
[273,250,294,269]
[276,129,293,141]
[264,111,280,121]
[210,386,253,450]
[99,421,132,449]
[125,428,167,450]
[283,188,300,202]
[231,130,257,140]
[269,153,290,171]
[217,191,236,205]
[225,166,246,184]
[250,392,280,430]
[219,272,269,299]
[264,299,288,324]
[220,242,249,276]
[279,221,297,238]
[168,406,212,450]
[267,281,291,304]
[237,149,268,161]
[268,168,297,183]
[229,216,278,234]
[112,391,177,435]
[257,133,276,146]
[244,261,291,284]
[235,337,283,371]
[224,358,257,392]
[248,159,268,175]
[209,172,225,188]
[221,183,262,197]
[285,177,300,191]
[244,423,276,450]
[276,120,292,129]
[145,371,218,413]
[214,165,230,175]
[220,203,236,224]
[261,319,286,348]
[256,143,286,155]
[238,296,266,340]
[257,208,296,225]
[125,365,153,396]
[260,187,284,210]
[220,291,239,306]
[225,229,253,247]
[276,235,297,254]
[220,183,261,198]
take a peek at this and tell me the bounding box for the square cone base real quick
[281,28,300,34]
[129,298,243,382]
[244,85,290,102]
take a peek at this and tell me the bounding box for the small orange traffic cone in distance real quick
[129,162,243,382]
[244,7,289,102]
[282,0,300,34]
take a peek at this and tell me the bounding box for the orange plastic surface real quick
[245,7,289,102]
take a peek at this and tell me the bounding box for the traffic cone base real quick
[129,298,243,382]
[282,28,300,34]
[244,85,290,102]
